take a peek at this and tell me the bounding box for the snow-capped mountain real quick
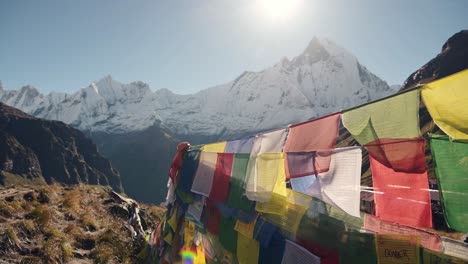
[1,37,396,138]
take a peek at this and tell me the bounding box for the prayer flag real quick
[376,234,420,264]
[246,152,286,202]
[281,240,320,264]
[421,69,468,140]
[205,199,221,236]
[430,135,468,233]
[202,142,227,153]
[283,113,340,152]
[226,154,253,211]
[370,154,432,228]
[178,150,200,193]
[237,233,259,264]
[191,152,217,197]
[224,138,255,153]
[342,89,420,145]
[209,153,234,202]
[290,147,362,217]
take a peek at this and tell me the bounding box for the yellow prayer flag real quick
[234,217,258,239]
[184,220,196,246]
[422,69,468,140]
[202,141,227,153]
[237,233,259,264]
[167,206,179,232]
[376,234,420,264]
[193,244,206,264]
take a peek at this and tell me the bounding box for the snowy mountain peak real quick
[1,37,395,137]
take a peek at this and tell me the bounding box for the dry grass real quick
[28,205,53,227]
[62,189,81,213]
[0,184,164,263]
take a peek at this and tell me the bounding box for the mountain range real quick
[1,37,398,202]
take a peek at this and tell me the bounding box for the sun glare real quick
[256,0,302,22]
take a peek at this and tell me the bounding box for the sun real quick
[256,0,303,22]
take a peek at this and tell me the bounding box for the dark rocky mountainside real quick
[89,125,179,203]
[0,103,123,191]
[402,30,468,90]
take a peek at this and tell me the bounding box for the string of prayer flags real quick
[342,89,420,145]
[290,147,362,217]
[370,153,432,228]
[246,152,286,202]
[191,152,217,197]
[237,233,260,264]
[209,153,234,202]
[281,240,320,264]
[224,138,255,153]
[178,150,201,193]
[202,141,227,153]
[283,113,340,152]
[363,214,441,252]
[226,153,254,211]
[421,69,468,140]
[430,135,468,233]
[375,234,420,264]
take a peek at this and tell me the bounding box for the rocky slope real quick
[0,103,123,192]
[0,184,164,263]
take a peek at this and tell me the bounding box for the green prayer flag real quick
[430,135,468,233]
[226,154,253,211]
[422,248,466,264]
[219,217,238,255]
[339,230,377,264]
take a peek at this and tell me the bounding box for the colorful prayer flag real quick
[209,153,234,202]
[342,89,420,145]
[370,153,432,228]
[283,113,340,152]
[430,135,468,233]
[421,69,468,140]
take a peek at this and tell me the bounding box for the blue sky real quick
[1,0,467,94]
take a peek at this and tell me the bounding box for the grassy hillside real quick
[0,183,165,263]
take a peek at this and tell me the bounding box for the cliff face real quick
[402,30,468,90]
[0,102,123,191]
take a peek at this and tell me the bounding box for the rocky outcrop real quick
[401,30,468,90]
[0,103,123,191]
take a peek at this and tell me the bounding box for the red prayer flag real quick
[205,199,221,236]
[365,138,426,173]
[209,153,234,202]
[370,150,432,228]
[284,113,340,152]
[296,238,340,264]
[363,214,441,252]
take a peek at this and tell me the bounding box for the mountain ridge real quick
[0,37,396,139]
